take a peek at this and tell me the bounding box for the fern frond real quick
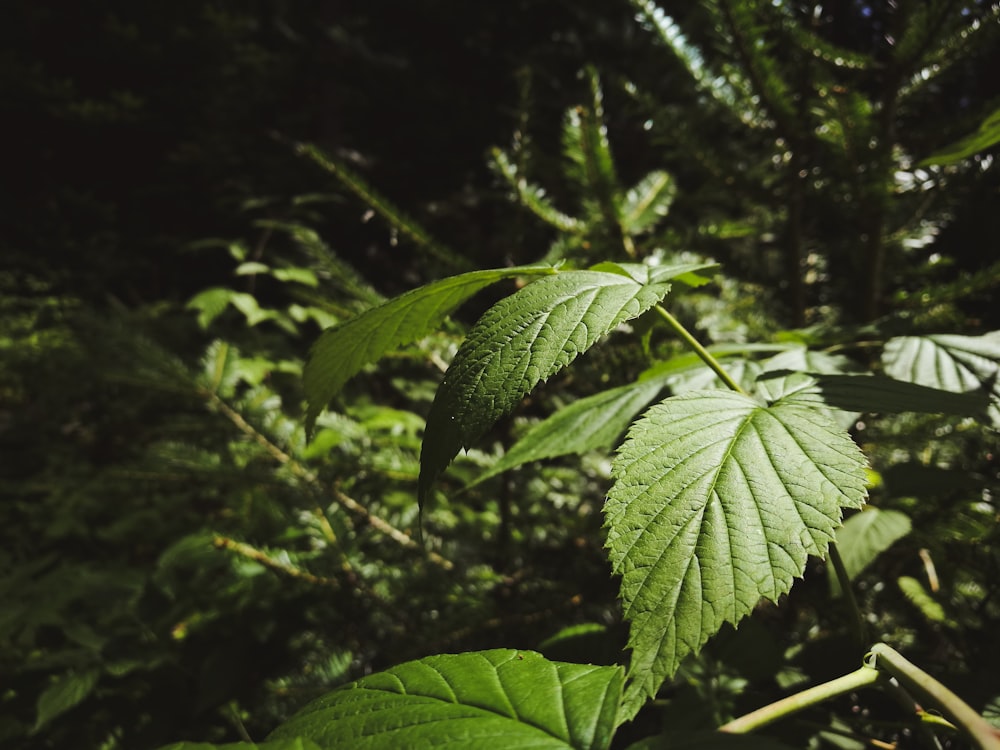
[295,142,471,271]
[621,171,675,234]
[490,148,583,233]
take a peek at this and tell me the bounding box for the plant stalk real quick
[720,665,881,734]
[828,542,867,647]
[654,305,747,395]
[868,644,1000,750]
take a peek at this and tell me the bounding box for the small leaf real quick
[898,576,953,626]
[187,288,236,329]
[303,264,556,432]
[883,332,1000,427]
[829,508,911,595]
[34,668,100,732]
[606,390,867,721]
[918,105,1000,166]
[419,270,672,503]
[273,267,320,287]
[268,650,624,750]
[472,375,670,485]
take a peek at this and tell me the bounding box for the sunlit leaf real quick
[898,576,953,626]
[606,390,867,721]
[268,650,624,750]
[882,332,1000,427]
[419,270,672,503]
[303,264,556,432]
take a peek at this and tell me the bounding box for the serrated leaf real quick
[606,390,867,721]
[472,375,670,486]
[829,508,911,596]
[588,261,719,287]
[268,650,624,750]
[303,264,556,432]
[882,332,1000,427]
[419,270,672,503]
[34,668,100,732]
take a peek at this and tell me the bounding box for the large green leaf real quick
[829,508,911,596]
[606,390,867,721]
[268,650,624,750]
[471,375,671,486]
[303,264,556,432]
[882,332,1000,427]
[419,269,672,503]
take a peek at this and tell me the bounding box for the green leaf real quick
[472,375,670,485]
[419,270,672,504]
[268,650,624,750]
[757,371,991,417]
[303,264,556,432]
[606,390,867,721]
[897,576,953,626]
[882,332,1000,427]
[918,105,1000,166]
[829,508,911,596]
[34,668,100,732]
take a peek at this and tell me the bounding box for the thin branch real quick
[654,305,747,395]
[213,535,341,589]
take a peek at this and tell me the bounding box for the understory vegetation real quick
[3,1,1000,748]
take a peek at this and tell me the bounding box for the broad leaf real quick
[829,508,911,596]
[882,332,1000,427]
[606,390,867,721]
[419,270,672,503]
[472,375,670,486]
[303,264,556,432]
[268,650,624,750]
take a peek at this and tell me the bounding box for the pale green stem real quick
[719,665,881,734]
[868,644,1000,750]
[654,305,747,395]
[828,543,867,647]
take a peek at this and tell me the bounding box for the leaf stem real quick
[720,664,881,734]
[828,543,867,647]
[868,644,1000,750]
[654,305,747,395]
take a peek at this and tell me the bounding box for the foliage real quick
[3,1,1000,750]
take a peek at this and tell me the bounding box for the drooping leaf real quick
[606,390,867,721]
[829,508,911,596]
[419,270,672,504]
[268,650,624,750]
[882,332,1000,427]
[757,371,991,418]
[472,375,671,486]
[34,668,101,732]
[303,264,557,432]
